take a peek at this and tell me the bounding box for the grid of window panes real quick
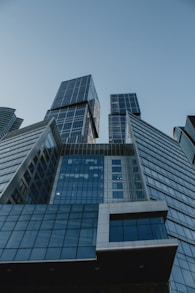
[17,131,59,204]
[0,119,61,204]
[109,115,126,143]
[0,107,23,139]
[0,126,45,198]
[0,204,98,262]
[51,75,91,109]
[62,143,135,156]
[128,113,195,292]
[103,156,146,203]
[53,155,104,204]
[109,214,168,242]
[111,159,124,199]
[45,104,86,142]
[130,157,146,201]
[45,76,100,144]
[110,94,140,115]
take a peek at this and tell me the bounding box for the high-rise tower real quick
[0,107,23,139]
[109,93,140,143]
[126,112,195,293]
[0,77,194,293]
[45,75,100,143]
[108,93,195,292]
[0,119,61,204]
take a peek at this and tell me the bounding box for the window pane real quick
[112,167,122,172]
[112,160,121,165]
[124,225,138,241]
[113,191,123,198]
[110,226,123,242]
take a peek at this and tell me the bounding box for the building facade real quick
[0,76,194,292]
[173,115,195,166]
[126,112,195,293]
[109,93,140,143]
[0,142,177,293]
[0,107,23,139]
[44,75,100,144]
[0,119,61,205]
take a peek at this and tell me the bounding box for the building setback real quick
[0,76,194,293]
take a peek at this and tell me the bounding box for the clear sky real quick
[0,0,195,142]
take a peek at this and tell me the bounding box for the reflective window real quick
[113,191,123,198]
[109,214,167,242]
[53,155,104,204]
[129,114,195,291]
[0,204,98,261]
[112,160,121,165]
[112,167,122,173]
[112,174,122,180]
[112,182,123,189]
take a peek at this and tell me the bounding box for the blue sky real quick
[0,0,195,142]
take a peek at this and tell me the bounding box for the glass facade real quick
[0,77,193,292]
[103,155,146,203]
[45,75,100,143]
[52,155,104,204]
[127,112,195,292]
[0,204,98,261]
[110,93,140,115]
[0,119,61,204]
[109,93,140,143]
[109,214,168,242]
[0,107,23,140]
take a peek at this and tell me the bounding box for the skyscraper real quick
[126,112,195,293]
[45,75,100,144]
[109,93,140,143]
[0,107,23,139]
[0,119,61,204]
[0,76,194,293]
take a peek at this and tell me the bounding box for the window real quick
[63,123,72,130]
[53,155,104,204]
[73,121,83,129]
[109,214,167,242]
[113,191,123,198]
[112,182,123,189]
[112,174,122,180]
[112,160,121,165]
[112,167,122,173]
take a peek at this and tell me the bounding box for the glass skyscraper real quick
[0,76,194,293]
[0,119,61,205]
[126,112,195,293]
[109,93,140,143]
[0,107,23,139]
[45,75,100,144]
